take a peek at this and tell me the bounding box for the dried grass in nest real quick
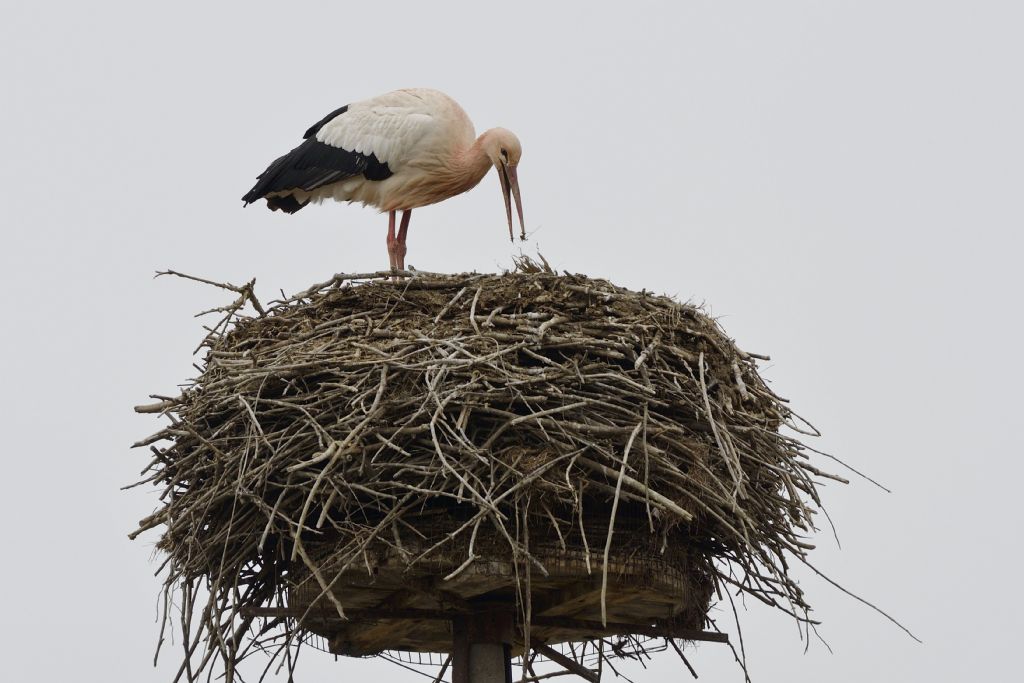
[130,260,852,682]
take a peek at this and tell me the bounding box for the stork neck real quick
[451,135,493,192]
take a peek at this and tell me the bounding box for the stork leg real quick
[385,210,399,271]
[395,209,412,271]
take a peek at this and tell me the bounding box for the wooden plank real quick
[331,618,435,656]
[529,616,728,643]
[243,606,467,620]
[532,578,603,617]
[243,606,727,645]
[439,561,516,599]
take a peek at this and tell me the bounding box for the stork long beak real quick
[498,163,526,242]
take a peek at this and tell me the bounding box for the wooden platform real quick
[250,544,719,656]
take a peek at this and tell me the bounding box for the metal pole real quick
[451,610,514,683]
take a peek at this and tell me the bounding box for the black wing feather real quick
[242,105,393,210]
[303,105,349,139]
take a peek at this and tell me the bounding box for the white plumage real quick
[317,91,453,164]
[243,88,525,270]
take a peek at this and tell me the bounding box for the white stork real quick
[242,88,525,271]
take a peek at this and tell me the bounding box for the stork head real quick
[483,128,525,242]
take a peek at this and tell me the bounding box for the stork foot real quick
[386,240,406,274]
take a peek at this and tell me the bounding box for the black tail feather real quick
[264,195,307,214]
[241,104,392,213]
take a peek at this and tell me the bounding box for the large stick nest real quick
[131,262,846,681]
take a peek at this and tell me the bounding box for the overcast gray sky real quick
[2,1,1021,680]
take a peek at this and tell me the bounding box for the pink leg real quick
[385,210,398,270]
[395,209,412,271]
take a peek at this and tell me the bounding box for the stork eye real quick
[500,148,508,161]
